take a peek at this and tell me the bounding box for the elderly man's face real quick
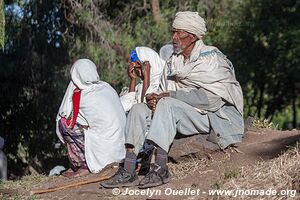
[172,29,197,54]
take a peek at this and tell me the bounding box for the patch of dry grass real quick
[221,143,300,199]
[252,118,276,129]
[0,174,54,191]
[167,156,211,180]
[0,174,52,199]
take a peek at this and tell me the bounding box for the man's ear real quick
[191,34,198,43]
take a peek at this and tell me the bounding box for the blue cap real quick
[130,49,139,62]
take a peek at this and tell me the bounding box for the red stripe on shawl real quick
[66,87,81,129]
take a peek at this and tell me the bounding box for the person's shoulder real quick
[93,81,114,92]
[197,45,234,69]
[199,45,223,58]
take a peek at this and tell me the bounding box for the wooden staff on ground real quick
[30,174,111,195]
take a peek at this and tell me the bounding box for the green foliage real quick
[0,0,4,49]
[229,0,300,120]
[1,0,69,177]
[273,105,300,130]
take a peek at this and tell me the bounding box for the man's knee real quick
[129,103,149,114]
[156,97,177,110]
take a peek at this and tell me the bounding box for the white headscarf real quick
[120,47,165,112]
[172,11,207,39]
[135,47,165,94]
[70,59,100,90]
[56,59,126,172]
[56,59,97,139]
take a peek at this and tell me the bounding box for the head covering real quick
[159,44,174,63]
[135,47,164,89]
[120,47,165,112]
[130,49,139,62]
[172,11,207,39]
[56,59,126,173]
[70,59,100,90]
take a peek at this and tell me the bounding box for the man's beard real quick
[173,39,197,55]
[173,45,183,55]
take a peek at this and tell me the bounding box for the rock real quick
[244,116,258,132]
[168,134,219,161]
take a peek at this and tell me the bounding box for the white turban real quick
[172,11,207,39]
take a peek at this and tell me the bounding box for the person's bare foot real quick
[62,168,75,177]
[63,167,90,178]
[72,167,90,177]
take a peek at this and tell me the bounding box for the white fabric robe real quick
[56,59,126,173]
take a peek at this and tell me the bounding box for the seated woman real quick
[56,59,126,177]
[120,47,165,112]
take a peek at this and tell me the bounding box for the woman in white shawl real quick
[56,59,126,177]
[120,47,165,112]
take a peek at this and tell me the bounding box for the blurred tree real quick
[229,0,300,125]
[1,0,68,176]
[151,0,161,23]
[0,0,4,49]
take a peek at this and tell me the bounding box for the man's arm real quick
[146,88,224,112]
[170,89,208,108]
[140,61,150,102]
[128,62,137,92]
[169,88,225,111]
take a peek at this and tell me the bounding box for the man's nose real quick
[172,32,178,41]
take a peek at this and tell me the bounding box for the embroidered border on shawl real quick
[196,49,234,70]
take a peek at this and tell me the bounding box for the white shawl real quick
[160,40,243,115]
[56,59,126,172]
[120,47,165,112]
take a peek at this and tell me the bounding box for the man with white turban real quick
[101,11,244,188]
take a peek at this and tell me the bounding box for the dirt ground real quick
[1,128,299,200]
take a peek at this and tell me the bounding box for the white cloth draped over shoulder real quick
[160,40,244,115]
[120,47,165,112]
[56,59,126,173]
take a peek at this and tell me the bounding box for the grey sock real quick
[155,147,168,169]
[124,150,137,175]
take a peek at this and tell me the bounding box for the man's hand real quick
[128,62,136,79]
[146,93,158,111]
[146,92,170,111]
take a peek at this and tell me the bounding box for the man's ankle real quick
[124,149,137,175]
[155,147,168,169]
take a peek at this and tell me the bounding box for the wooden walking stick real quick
[30,174,111,195]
